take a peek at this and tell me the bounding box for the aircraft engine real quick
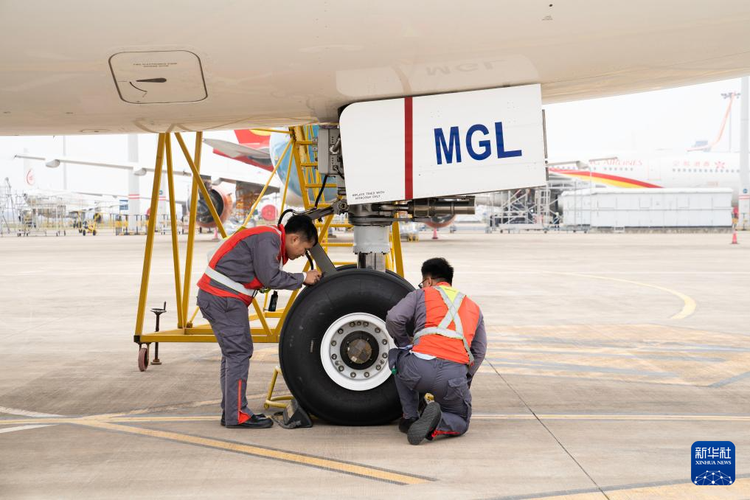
[193,184,233,229]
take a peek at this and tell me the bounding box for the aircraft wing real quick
[14,154,144,173]
[204,139,274,171]
[13,153,277,192]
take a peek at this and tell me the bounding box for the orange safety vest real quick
[412,283,480,365]
[197,225,288,305]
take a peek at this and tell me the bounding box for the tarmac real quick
[1,230,749,499]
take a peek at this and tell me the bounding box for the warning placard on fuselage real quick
[339,84,546,205]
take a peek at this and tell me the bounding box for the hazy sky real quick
[0,76,744,198]
[545,77,742,154]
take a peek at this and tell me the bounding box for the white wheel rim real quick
[319,312,394,391]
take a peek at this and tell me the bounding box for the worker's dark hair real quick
[284,214,318,245]
[421,257,454,285]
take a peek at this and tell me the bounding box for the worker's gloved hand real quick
[304,269,322,285]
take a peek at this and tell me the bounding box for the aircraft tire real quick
[334,264,407,283]
[279,269,413,425]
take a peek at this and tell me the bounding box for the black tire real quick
[279,269,414,425]
[334,264,409,284]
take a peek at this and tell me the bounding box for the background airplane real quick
[10,135,279,230]
[548,94,747,203]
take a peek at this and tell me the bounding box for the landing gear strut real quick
[277,126,474,425]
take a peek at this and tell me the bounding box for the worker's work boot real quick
[222,413,272,428]
[407,402,442,445]
[398,417,418,434]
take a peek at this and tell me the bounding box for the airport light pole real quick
[584,163,593,228]
[740,77,750,230]
[62,136,68,191]
[127,135,140,234]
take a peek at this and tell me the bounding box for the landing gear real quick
[279,269,413,425]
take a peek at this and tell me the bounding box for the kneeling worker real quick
[386,257,486,444]
[197,215,322,428]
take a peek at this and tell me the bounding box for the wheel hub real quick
[320,313,394,391]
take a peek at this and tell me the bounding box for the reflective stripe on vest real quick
[413,286,475,365]
[203,266,259,298]
[202,226,282,298]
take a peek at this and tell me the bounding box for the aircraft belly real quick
[2,1,750,135]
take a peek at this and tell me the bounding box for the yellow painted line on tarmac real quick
[536,477,749,499]
[473,413,750,422]
[0,417,78,426]
[0,416,217,425]
[94,400,219,419]
[0,424,53,434]
[96,392,268,418]
[78,420,430,485]
[545,271,697,320]
[107,416,217,423]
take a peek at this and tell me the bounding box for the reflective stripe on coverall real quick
[197,225,304,426]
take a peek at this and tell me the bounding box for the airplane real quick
[548,94,747,203]
[2,0,750,426]
[549,152,746,202]
[205,128,329,208]
[12,139,279,231]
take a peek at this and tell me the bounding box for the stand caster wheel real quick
[138,346,149,372]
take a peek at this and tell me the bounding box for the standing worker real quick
[386,257,487,445]
[197,214,322,428]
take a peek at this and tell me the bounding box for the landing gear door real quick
[339,84,547,205]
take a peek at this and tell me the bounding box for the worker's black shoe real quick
[226,414,273,429]
[398,417,418,434]
[221,413,273,429]
[407,402,441,445]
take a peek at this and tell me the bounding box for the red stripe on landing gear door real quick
[404,97,413,200]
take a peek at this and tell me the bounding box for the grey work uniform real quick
[386,287,487,436]
[197,228,303,426]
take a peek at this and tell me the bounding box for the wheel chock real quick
[272,398,313,429]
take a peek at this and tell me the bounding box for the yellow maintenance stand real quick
[132,126,405,375]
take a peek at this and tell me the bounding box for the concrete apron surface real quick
[1,231,749,499]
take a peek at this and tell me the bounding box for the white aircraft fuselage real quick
[550,151,747,203]
[2,1,750,135]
